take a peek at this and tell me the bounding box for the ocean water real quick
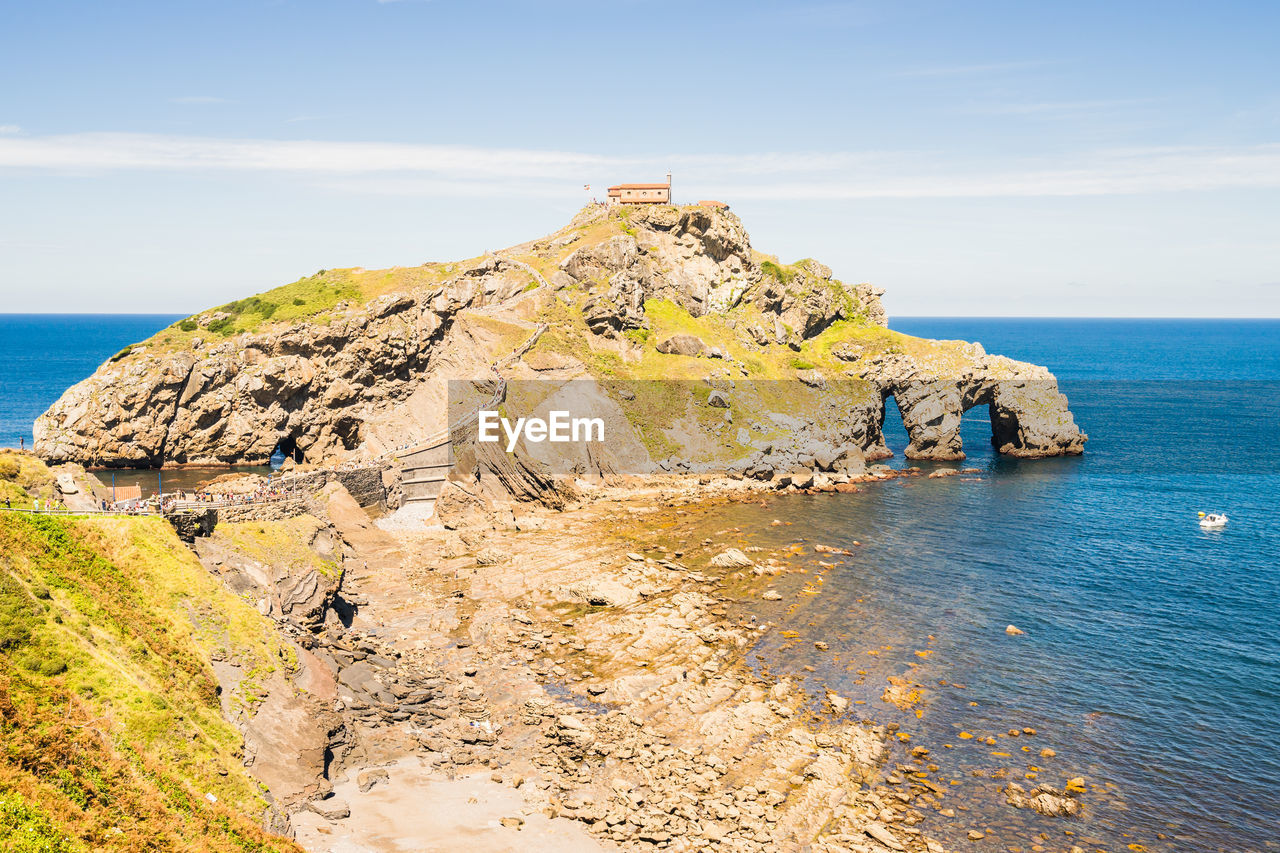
[2,315,1277,850]
[686,318,1280,853]
[0,314,183,449]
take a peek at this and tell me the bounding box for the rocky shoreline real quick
[177,464,1103,853]
[27,201,1093,851]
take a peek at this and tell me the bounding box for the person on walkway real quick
[33,498,39,512]
[4,497,10,509]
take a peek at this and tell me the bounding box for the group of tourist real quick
[163,482,297,511]
[0,496,70,512]
[1,477,303,516]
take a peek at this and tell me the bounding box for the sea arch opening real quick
[880,382,1008,461]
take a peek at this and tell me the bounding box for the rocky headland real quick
[18,204,1095,852]
[35,203,1084,490]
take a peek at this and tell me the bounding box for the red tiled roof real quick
[112,485,143,502]
[698,200,728,208]
[607,183,670,191]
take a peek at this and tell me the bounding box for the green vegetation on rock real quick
[0,464,301,851]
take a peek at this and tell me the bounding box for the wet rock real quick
[1003,781,1082,817]
[709,549,752,568]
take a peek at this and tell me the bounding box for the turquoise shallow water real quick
[2,315,1278,850]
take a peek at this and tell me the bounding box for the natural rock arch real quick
[886,379,1085,460]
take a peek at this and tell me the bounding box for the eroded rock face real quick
[860,353,1086,460]
[35,286,475,467]
[34,204,1082,475]
[194,514,346,632]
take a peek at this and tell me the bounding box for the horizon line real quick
[2,312,1279,321]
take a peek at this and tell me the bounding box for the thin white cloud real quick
[170,96,231,105]
[888,60,1056,78]
[1,132,1277,199]
[0,132,618,177]
[0,125,20,135]
[956,97,1161,118]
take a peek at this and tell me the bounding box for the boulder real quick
[307,797,351,820]
[1003,782,1083,817]
[356,768,389,793]
[656,334,706,356]
[566,578,637,607]
[710,548,752,568]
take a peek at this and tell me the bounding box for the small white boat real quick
[1198,512,1228,529]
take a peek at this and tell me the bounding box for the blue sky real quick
[1,0,1277,316]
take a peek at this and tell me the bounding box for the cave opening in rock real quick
[882,384,1010,461]
[270,436,302,469]
[879,393,909,457]
[959,398,1002,462]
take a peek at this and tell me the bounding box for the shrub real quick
[790,357,816,370]
[0,457,19,481]
[761,260,797,285]
[0,794,75,853]
[292,297,305,306]
[0,573,38,651]
[178,319,198,332]
[20,650,68,676]
[206,317,235,336]
[109,345,133,362]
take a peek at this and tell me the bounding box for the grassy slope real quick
[133,260,478,356]
[0,451,58,508]
[0,459,301,852]
[119,204,976,376]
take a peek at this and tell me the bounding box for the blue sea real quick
[2,315,1279,851]
[0,314,183,450]
[694,318,1280,853]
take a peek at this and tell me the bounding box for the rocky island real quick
[6,204,1092,853]
[35,203,1083,478]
